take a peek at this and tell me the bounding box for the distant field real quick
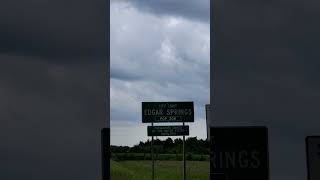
[111,153,210,161]
[110,160,209,180]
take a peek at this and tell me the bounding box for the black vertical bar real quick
[183,122,186,180]
[210,0,216,178]
[103,0,110,177]
[101,128,109,180]
[306,136,310,180]
[152,122,154,180]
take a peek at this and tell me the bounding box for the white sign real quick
[306,136,320,180]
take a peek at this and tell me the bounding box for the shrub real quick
[186,153,193,160]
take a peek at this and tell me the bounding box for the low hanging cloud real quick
[112,0,210,23]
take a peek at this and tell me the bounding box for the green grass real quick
[111,153,210,161]
[110,160,209,180]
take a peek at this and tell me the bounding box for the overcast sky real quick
[1,0,320,179]
[110,0,210,146]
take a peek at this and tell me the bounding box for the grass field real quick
[110,160,209,180]
[112,153,210,161]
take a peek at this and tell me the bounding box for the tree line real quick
[111,137,210,155]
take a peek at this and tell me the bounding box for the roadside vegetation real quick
[110,137,210,179]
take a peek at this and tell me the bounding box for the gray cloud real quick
[110,2,210,145]
[112,0,210,22]
[110,4,209,105]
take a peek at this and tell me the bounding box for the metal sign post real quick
[147,125,189,179]
[142,102,194,180]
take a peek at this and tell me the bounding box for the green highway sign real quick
[142,102,194,123]
[147,126,189,136]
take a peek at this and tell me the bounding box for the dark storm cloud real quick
[212,0,320,179]
[113,0,210,22]
[111,67,143,81]
[0,0,107,60]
